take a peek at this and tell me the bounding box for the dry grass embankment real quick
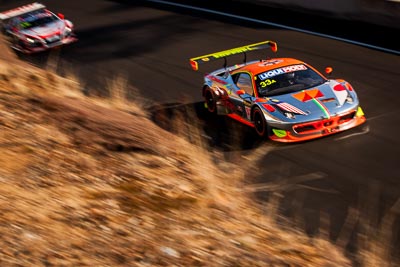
[0,37,379,266]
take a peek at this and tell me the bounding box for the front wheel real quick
[253,107,268,137]
[10,35,24,49]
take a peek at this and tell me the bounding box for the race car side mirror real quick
[237,89,246,95]
[269,41,278,53]
[325,67,333,75]
[58,13,65,20]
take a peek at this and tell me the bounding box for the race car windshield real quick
[256,64,326,97]
[19,11,58,29]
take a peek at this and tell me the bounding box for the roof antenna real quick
[243,52,247,64]
[223,57,227,69]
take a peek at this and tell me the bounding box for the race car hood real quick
[265,79,359,122]
[20,20,65,39]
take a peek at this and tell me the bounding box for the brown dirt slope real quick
[0,41,353,266]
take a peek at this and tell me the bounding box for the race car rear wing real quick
[189,40,278,71]
[0,2,46,21]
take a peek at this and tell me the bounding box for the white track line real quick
[334,125,370,140]
[145,0,400,55]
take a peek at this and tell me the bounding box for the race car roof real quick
[237,58,306,75]
[0,2,45,21]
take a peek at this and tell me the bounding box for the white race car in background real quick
[0,2,77,54]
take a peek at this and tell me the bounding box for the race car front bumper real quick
[268,107,366,142]
[12,35,78,54]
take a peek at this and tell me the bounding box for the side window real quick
[12,18,24,31]
[234,73,253,96]
[8,18,18,29]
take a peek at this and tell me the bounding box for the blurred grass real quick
[0,43,398,266]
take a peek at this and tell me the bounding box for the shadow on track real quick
[147,101,270,152]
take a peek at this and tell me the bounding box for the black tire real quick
[253,106,267,137]
[11,35,22,48]
[204,87,217,113]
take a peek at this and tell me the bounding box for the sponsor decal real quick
[275,102,307,115]
[26,11,51,21]
[258,64,307,80]
[211,45,257,59]
[259,79,277,89]
[190,41,276,71]
[206,75,227,85]
[0,3,45,20]
[258,59,283,67]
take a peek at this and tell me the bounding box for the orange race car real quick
[190,40,366,142]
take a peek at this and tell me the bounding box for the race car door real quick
[231,72,254,121]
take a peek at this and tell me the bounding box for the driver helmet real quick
[286,72,295,79]
[285,72,296,84]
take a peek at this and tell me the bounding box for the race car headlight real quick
[26,37,36,43]
[346,95,354,104]
[63,27,72,37]
[25,36,41,44]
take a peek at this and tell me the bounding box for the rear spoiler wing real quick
[189,40,278,71]
[0,2,46,21]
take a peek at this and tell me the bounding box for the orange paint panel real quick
[293,89,323,102]
[293,91,306,102]
[308,88,324,98]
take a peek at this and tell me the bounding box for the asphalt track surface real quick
[1,0,400,262]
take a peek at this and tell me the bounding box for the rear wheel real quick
[253,107,267,137]
[204,87,217,113]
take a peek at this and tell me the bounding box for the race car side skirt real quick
[227,113,255,128]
